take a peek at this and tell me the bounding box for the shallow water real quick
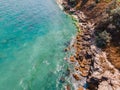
[0,0,76,90]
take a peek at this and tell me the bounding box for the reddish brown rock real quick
[76,48,81,53]
[79,62,85,68]
[86,59,91,65]
[75,66,79,71]
[66,84,71,90]
[82,41,90,47]
[82,59,88,65]
[77,39,82,42]
[70,56,76,62]
[76,36,80,40]
[79,67,84,72]
[73,73,81,80]
[64,47,69,52]
[76,42,81,45]
[76,44,81,48]
[82,59,91,65]
[84,65,90,71]
[81,71,89,77]
[78,86,84,90]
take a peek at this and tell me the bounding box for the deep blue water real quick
[0,0,76,90]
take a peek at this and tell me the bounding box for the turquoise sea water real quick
[0,0,76,90]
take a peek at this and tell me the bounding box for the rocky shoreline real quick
[57,0,120,90]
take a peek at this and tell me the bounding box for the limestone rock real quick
[98,81,113,90]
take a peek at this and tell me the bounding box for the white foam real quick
[19,79,26,90]
[56,0,64,10]
[19,79,23,85]
[53,62,63,74]
[42,60,50,65]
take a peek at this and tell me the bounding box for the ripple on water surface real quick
[0,0,76,90]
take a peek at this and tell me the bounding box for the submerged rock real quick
[60,76,65,83]
[64,47,69,52]
[65,68,70,76]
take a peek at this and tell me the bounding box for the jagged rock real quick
[87,77,100,90]
[64,47,69,52]
[76,44,80,48]
[82,41,90,46]
[84,31,92,35]
[78,58,91,66]
[70,8,76,13]
[76,35,80,39]
[79,33,84,37]
[75,66,79,71]
[76,41,82,45]
[82,59,89,65]
[80,71,89,77]
[83,35,91,41]
[65,84,71,90]
[79,62,85,68]
[84,65,90,71]
[85,51,92,59]
[78,86,84,90]
[101,76,108,81]
[70,56,76,62]
[75,54,80,60]
[77,39,82,42]
[79,66,89,73]
[107,24,116,30]
[64,5,71,11]
[73,73,81,80]
[76,48,81,53]
[78,55,83,61]
[80,50,86,55]
[98,81,113,90]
